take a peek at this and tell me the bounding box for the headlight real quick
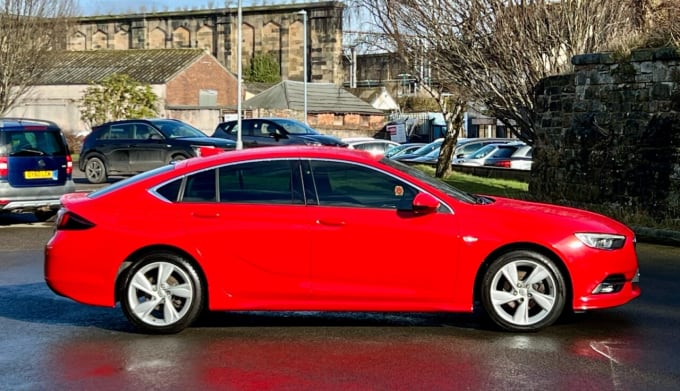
[575,233,626,250]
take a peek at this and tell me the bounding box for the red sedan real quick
[44,146,640,334]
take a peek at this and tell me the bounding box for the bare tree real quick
[0,0,75,115]
[359,1,640,145]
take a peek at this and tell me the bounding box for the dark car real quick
[212,118,346,148]
[0,117,76,221]
[79,119,236,184]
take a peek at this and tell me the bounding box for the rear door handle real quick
[191,212,220,218]
[316,219,345,226]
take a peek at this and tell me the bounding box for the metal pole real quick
[236,0,243,150]
[298,9,308,124]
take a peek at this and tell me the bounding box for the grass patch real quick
[416,165,530,199]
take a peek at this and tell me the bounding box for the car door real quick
[167,159,312,305]
[249,119,280,147]
[128,122,169,172]
[305,160,459,307]
[100,123,133,173]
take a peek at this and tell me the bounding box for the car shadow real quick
[0,282,134,332]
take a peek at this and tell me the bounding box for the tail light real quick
[0,157,7,178]
[66,155,73,176]
[55,209,95,230]
[492,160,511,168]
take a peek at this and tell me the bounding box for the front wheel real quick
[481,250,566,332]
[84,156,107,184]
[120,252,204,334]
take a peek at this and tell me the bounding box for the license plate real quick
[24,170,57,180]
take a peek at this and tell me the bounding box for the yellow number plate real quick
[24,170,55,180]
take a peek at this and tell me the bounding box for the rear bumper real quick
[0,180,76,212]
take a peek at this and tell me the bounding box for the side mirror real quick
[412,192,440,214]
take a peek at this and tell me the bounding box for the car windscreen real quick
[380,157,477,204]
[154,121,207,138]
[411,139,443,156]
[276,119,317,135]
[88,164,175,198]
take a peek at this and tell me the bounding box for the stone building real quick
[68,1,345,85]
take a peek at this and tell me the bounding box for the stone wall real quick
[532,48,680,220]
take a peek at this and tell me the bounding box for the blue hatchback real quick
[0,118,75,221]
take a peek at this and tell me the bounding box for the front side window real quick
[309,160,417,209]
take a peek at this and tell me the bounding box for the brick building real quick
[7,49,238,133]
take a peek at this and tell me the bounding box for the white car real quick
[343,137,401,156]
[509,145,533,170]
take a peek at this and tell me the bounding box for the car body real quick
[45,146,640,334]
[508,145,533,170]
[343,137,400,156]
[384,143,426,159]
[79,118,236,184]
[0,118,76,221]
[453,142,526,167]
[212,117,346,148]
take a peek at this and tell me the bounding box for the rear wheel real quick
[84,156,107,184]
[120,252,204,334]
[481,250,566,332]
[34,209,56,222]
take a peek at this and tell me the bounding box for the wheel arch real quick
[114,244,209,305]
[169,151,192,161]
[80,151,108,170]
[472,242,573,310]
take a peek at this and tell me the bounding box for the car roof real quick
[0,117,60,130]
[178,146,380,172]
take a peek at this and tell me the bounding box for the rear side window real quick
[155,160,305,204]
[7,130,67,156]
[218,160,304,204]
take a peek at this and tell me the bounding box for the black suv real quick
[0,118,75,221]
[212,118,346,148]
[79,119,236,183]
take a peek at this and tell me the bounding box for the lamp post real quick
[236,0,243,150]
[297,9,308,124]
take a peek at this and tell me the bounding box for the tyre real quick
[34,209,57,222]
[120,252,204,334]
[481,250,566,332]
[84,156,107,184]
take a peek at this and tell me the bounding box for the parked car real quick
[384,143,426,159]
[79,118,236,184]
[508,145,533,170]
[343,137,400,156]
[393,138,444,162]
[45,146,640,334]
[0,118,76,221]
[403,138,513,166]
[212,117,345,148]
[453,142,526,167]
